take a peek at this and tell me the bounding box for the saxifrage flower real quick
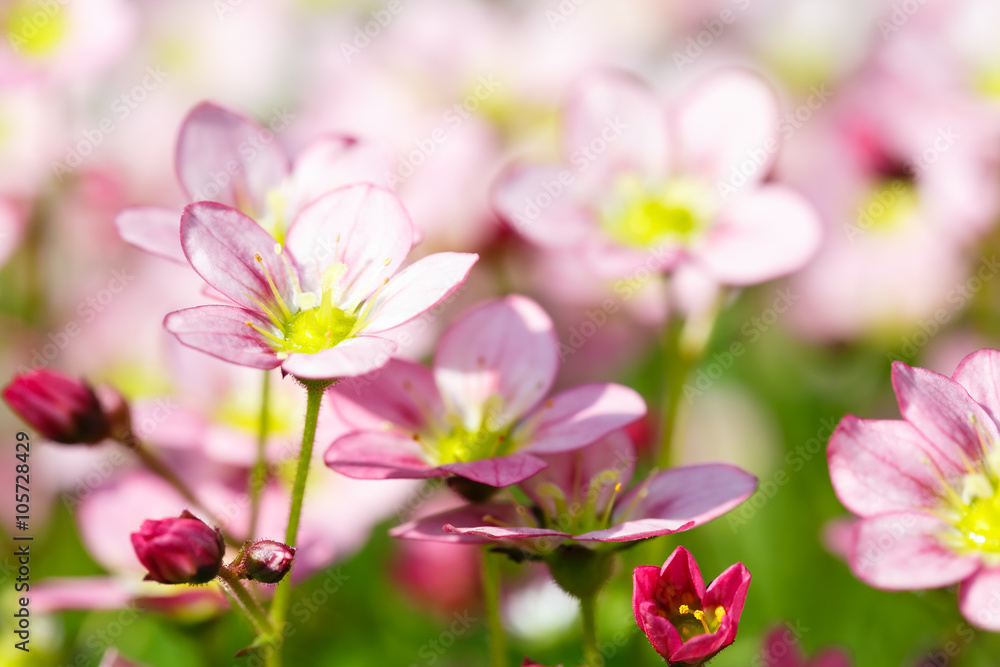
[828,349,1000,631]
[390,431,756,546]
[325,295,646,487]
[165,183,477,380]
[633,546,751,665]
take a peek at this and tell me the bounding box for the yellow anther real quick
[678,604,690,615]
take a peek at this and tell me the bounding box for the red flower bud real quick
[237,539,296,584]
[3,369,127,444]
[131,511,225,584]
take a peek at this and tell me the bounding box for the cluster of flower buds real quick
[130,512,296,586]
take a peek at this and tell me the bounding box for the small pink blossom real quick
[164,183,477,379]
[390,432,755,546]
[492,69,821,287]
[116,101,389,263]
[757,626,852,667]
[828,349,1000,630]
[325,295,646,487]
[633,546,751,665]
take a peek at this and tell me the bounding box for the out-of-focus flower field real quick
[4,1,1000,666]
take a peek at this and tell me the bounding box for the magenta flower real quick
[325,295,646,487]
[828,349,1000,630]
[492,69,821,286]
[116,101,388,262]
[390,431,756,546]
[164,183,477,379]
[130,511,225,585]
[757,626,851,667]
[3,369,128,444]
[633,546,751,666]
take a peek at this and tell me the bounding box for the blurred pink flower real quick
[116,101,390,263]
[828,349,1000,630]
[493,68,821,287]
[633,546,751,665]
[164,184,477,379]
[758,626,852,667]
[325,295,646,487]
[390,432,754,546]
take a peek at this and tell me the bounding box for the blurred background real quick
[3,0,1000,665]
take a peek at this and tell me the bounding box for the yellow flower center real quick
[601,176,710,248]
[956,492,1000,553]
[4,0,68,58]
[243,246,370,357]
[672,604,727,640]
[855,178,918,234]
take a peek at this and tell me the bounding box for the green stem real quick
[580,594,600,667]
[267,380,331,657]
[218,567,275,637]
[482,548,507,667]
[127,440,238,546]
[248,371,272,540]
[655,316,692,470]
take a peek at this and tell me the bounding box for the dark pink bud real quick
[238,539,296,584]
[3,369,121,444]
[130,511,225,584]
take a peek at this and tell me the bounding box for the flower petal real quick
[564,69,669,178]
[828,416,955,517]
[434,295,559,431]
[633,565,683,660]
[284,135,392,219]
[695,186,822,285]
[176,102,288,213]
[958,566,1000,631]
[363,252,478,334]
[284,184,414,305]
[850,512,979,589]
[164,305,279,370]
[115,206,185,263]
[953,348,1000,427]
[324,430,441,480]
[519,383,646,455]
[892,361,1000,472]
[180,201,299,311]
[491,165,597,248]
[577,464,756,542]
[673,69,779,185]
[280,335,398,380]
[328,358,444,432]
[438,453,548,487]
[390,503,569,544]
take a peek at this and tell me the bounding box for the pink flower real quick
[633,546,751,665]
[757,626,852,667]
[164,183,477,379]
[116,102,389,263]
[325,295,646,487]
[828,348,1000,630]
[3,369,128,444]
[130,511,225,585]
[390,432,755,546]
[492,69,821,287]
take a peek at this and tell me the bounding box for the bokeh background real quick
[4,0,1000,665]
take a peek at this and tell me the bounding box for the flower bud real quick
[2,369,124,444]
[131,511,225,584]
[237,539,296,584]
